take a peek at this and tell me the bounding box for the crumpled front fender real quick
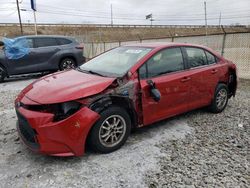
[17,106,101,156]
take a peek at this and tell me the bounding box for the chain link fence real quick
[80,32,250,79]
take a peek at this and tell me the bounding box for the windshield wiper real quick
[88,70,106,77]
[77,68,106,77]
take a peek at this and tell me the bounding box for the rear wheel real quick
[0,66,6,83]
[209,83,229,113]
[88,106,131,153]
[59,58,76,70]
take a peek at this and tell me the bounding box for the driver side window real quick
[139,47,184,79]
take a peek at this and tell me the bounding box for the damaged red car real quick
[15,43,237,156]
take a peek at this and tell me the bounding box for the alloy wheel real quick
[99,115,126,148]
[61,60,75,70]
[216,88,228,110]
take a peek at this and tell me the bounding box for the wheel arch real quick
[89,95,138,129]
[218,81,227,85]
[84,95,137,152]
[0,62,8,76]
[0,62,7,70]
[228,68,237,97]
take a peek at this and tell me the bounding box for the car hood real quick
[22,70,116,104]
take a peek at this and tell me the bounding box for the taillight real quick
[75,44,84,50]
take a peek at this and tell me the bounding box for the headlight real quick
[53,101,82,122]
[18,101,82,122]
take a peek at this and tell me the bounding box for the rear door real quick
[32,37,60,71]
[139,47,191,125]
[183,47,219,110]
[203,50,222,98]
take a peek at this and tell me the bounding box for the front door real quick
[139,47,191,126]
[7,38,37,75]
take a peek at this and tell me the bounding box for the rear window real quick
[56,38,72,45]
[186,47,207,68]
[14,38,33,48]
[26,38,34,48]
[34,38,58,48]
[205,51,217,64]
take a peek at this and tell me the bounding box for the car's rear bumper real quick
[16,106,100,156]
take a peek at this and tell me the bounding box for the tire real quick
[88,106,131,153]
[0,66,6,83]
[209,83,229,113]
[59,58,76,70]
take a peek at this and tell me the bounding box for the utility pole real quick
[219,12,222,27]
[33,10,37,35]
[150,16,153,26]
[111,4,113,26]
[16,0,23,35]
[204,1,208,36]
[30,0,38,35]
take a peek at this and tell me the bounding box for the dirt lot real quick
[1,24,250,42]
[0,78,249,188]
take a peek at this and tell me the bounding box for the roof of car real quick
[125,42,222,59]
[16,35,74,40]
[125,42,207,49]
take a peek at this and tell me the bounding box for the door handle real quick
[181,77,191,82]
[211,69,218,74]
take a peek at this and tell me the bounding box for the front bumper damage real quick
[16,106,100,156]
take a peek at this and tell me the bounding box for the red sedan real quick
[15,43,237,156]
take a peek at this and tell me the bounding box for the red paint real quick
[140,70,190,125]
[15,43,237,156]
[17,106,100,156]
[22,70,115,104]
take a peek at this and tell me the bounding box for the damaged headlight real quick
[19,101,82,122]
[53,101,82,122]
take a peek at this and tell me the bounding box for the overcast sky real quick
[0,0,249,25]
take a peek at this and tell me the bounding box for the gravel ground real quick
[146,80,250,188]
[0,77,249,188]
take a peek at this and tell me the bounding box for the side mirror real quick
[146,80,161,102]
[146,79,155,87]
[150,88,161,102]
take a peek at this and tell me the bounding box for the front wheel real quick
[59,58,76,70]
[88,106,131,153]
[209,83,229,113]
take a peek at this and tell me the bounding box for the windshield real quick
[79,46,152,77]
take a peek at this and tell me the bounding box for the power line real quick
[35,9,250,22]
[34,7,250,20]
[0,10,17,17]
[18,2,250,18]
[2,1,250,25]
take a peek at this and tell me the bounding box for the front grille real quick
[16,109,39,149]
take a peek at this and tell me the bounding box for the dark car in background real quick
[0,35,85,82]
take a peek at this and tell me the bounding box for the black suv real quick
[0,35,85,82]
